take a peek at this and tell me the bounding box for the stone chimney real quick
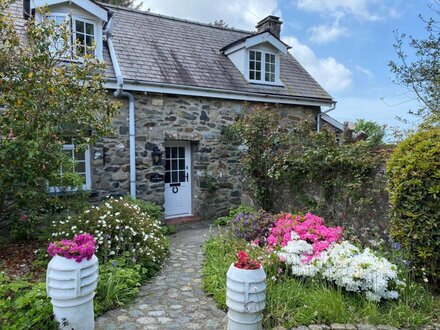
[255,15,282,38]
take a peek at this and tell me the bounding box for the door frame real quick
[163,141,193,219]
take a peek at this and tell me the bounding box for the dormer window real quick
[221,16,289,87]
[32,0,108,61]
[46,14,97,59]
[249,50,277,84]
[74,18,96,56]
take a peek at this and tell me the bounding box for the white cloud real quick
[295,0,382,21]
[139,0,279,30]
[283,36,352,92]
[355,65,375,79]
[309,23,348,44]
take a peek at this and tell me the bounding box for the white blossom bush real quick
[280,236,403,301]
[51,197,168,266]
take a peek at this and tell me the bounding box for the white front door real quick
[164,141,192,219]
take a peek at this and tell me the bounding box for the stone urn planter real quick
[226,263,266,330]
[46,233,98,330]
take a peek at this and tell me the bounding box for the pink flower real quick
[48,233,96,263]
[279,254,286,262]
[19,214,28,222]
[277,267,283,273]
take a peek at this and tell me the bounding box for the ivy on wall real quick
[229,105,388,237]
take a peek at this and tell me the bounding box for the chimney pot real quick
[255,15,282,38]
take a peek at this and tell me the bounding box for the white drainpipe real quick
[105,16,136,197]
[316,101,337,132]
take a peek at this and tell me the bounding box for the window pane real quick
[256,71,261,80]
[179,171,185,182]
[249,71,255,80]
[256,51,261,61]
[256,61,261,72]
[171,147,177,158]
[179,147,185,158]
[250,51,255,60]
[165,160,170,171]
[250,61,255,70]
[75,161,86,173]
[86,35,93,47]
[86,23,94,35]
[172,159,177,170]
[172,171,178,182]
[74,150,85,161]
[179,159,185,170]
[165,147,170,159]
[265,72,270,81]
[75,20,84,33]
[165,172,170,183]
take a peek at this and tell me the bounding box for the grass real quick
[202,233,439,329]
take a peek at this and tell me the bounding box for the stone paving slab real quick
[95,222,226,330]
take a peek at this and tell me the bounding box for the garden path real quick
[95,220,226,330]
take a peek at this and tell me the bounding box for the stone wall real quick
[91,92,319,219]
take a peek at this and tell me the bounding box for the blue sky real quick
[139,0,434,132]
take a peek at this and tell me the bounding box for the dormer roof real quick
[220,30,291,55]
[31,0,109,21]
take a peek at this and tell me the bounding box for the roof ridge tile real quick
[99,2,254,35]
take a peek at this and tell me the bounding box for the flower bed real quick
[0,197,169,329]
[203,207,439,328]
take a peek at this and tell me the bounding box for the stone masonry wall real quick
[91,93,319,220]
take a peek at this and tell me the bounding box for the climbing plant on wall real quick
[231,105,387,238]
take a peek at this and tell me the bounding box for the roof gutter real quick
[104,80,333,107]
[105,16,137,198]
[316,101,337,132]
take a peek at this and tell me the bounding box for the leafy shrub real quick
[214,205,256,226]
[125,197,163,220]
[0,274,55,329]
[231,106,387,241]
[51,197,169,265]
[386,128,440,282]
[160,224,177,236]
[229,209,275,243]
[94,256,142,315]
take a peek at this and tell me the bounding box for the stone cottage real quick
[15,0,336,220]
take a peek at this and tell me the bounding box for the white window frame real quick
[72,16,97,58]
[247,49,281,86]
[49,143,92,193]
[44,13,99,60]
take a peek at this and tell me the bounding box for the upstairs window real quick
[249,50,277,84]
[73,18,95,57]
[45,14,96,59]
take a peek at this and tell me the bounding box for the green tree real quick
[354,119,385,146]
[389,2,439,123]
[0,1,119,228]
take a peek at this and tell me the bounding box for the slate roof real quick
[103,4,333,102]
[7,1,333,102]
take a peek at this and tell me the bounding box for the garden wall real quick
[270,154,391,243]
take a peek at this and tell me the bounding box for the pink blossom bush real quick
[48,233,96,263]
[267,213,343,262]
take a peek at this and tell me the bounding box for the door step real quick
[165,216,202,224]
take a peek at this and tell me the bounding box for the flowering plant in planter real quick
[234,251,261,270]
[48,233,96,263]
